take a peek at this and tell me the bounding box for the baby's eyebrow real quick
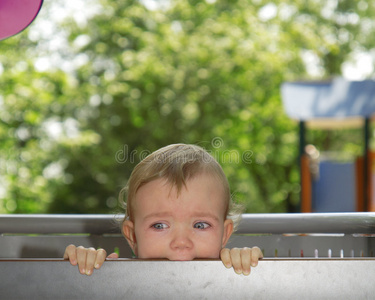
[191,212,220,222]
[143,212,173,221]
[142,212,220,222]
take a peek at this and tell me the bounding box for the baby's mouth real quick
[167,253,196,261]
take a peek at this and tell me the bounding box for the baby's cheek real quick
[137,239,164,259]
[197,237,222,258]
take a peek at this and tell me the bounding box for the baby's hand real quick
[63,244,118,276]
[220,247,263,276]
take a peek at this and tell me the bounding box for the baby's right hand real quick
[63,244,118,276]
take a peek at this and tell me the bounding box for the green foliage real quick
[1,0,374,214]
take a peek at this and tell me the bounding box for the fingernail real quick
[81,268,86,274]
[251,262,258,267]
[95,263,100,269]
[86,269,91,275]
[244,270,250,276]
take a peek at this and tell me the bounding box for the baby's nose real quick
[170,228,193,250]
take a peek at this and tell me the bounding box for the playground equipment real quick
[282,77,375,212]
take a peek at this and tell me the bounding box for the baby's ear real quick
[221,219,234,247]
[123,220,137,255]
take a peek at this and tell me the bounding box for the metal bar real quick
[0,214,122,234]
[237,213,375,234]
[1,213,375,235]
[364,117,370,211]
[0,259,374,300]
[299,120,306,212]
[299,121,306,158]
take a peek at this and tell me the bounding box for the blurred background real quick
[1,0,375,214]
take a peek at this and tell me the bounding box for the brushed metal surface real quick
[0,259,374,300]
[1,213,374,234]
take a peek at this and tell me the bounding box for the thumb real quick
[107,252,119,259]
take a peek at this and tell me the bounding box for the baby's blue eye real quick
[194,222,210,229]
[152,223,168,230]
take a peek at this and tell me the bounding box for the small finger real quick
[63,244,77,266]
[76,246,88,275]
[85,247,97,276]
[94,248,108,270]
[230,248,242,275]
[241,247,251,276]
[251,246,263,267]
[106,252,119,259]
[220,248,232,268]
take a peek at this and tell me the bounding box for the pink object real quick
[0,0,43,40]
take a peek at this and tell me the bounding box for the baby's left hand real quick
[220,247,263,276]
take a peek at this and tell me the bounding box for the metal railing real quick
[1,258,374,299]
[1,213,374,258]
[1,213,374,234]
[0,213,374,299]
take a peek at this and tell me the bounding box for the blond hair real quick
[119,144,243,230]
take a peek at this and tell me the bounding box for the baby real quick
[64,144,262,275]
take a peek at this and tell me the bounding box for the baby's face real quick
[123,173,233,260]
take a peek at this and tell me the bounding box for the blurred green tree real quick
[1,0,374,214]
